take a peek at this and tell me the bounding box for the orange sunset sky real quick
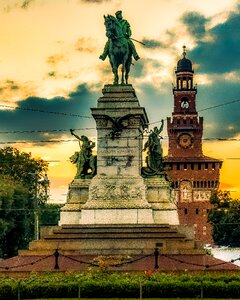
[0,0,239,202]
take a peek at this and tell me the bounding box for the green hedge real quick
[0,272,240,299]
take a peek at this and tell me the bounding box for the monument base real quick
[86,175,150,209]
[59,179,91,225]
[20,224,203,256]
[80,208,154,224]
[145,176,179,225]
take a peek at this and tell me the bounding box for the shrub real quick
[0,272,240,299]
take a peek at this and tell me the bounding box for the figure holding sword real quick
[99,10,144,61]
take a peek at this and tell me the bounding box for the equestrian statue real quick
[99,10,140,85]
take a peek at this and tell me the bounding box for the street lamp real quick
[29,171,49,240]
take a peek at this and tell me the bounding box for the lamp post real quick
[29,171,39,240]
[29,171,49,240]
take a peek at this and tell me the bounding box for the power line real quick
[198,99,240,112]
[0,127,95,134]
[0,104,92,118]
[148,99,240,125]
[0,125,239,142]
[1,98,239,125]
[0,99,239,143]
[0,139,76,144]
[1,136,240,144]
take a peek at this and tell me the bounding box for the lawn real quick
[31,298,240,300]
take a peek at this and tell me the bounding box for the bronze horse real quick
[104,15,132,85]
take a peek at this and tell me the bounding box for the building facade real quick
[164,47,222,244]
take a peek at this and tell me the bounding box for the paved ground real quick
[0,252,239,274]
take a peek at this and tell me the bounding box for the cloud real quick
[130,60,145,78]
[0,80,36,102]
[21,0,34,9]
[0,84,98,144]
[177,8,240,140]
[47,71,57,78]
[2,0,35,11]
[197,80,240,139]
[188,10,240,74]
[141,39,166,49]
[75,38,97,53]
[181,11,209,40]
[46,54,67,66]
[136,70,240,141]
[80,0,110,3]
[0,80,19,91]
[135,82,172,129]
[45,70,79,80]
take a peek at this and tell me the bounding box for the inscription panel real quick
[98,148,136,156]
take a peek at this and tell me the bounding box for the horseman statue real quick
[100,10,140,61]
[99,11,140,85]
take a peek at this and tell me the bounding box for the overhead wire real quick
[0,104,92,118]
[148,99,240,125]
[0,99,239,144]
[0,127,95,134]
[198,99,240,112]
[0,136,240,144]
[0,98,239,125]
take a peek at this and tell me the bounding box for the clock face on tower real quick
[177,133,193,148]
[181,99,189,109]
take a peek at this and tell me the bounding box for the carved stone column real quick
[81,84,154,224]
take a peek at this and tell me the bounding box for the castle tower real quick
[165,47,222,244]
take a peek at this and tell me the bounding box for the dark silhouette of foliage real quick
[0,147,49,257]
[208,190,240,246]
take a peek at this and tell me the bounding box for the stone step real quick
[44,232,186,240]
[19,247,205,256]
[29,223,201,256]
[61,224,171,229]
[56,224,176,234]
[52,227,179,235]
[27,237,198,255]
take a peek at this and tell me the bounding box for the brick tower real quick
[165,46,222,244]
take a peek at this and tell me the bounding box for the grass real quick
[30,298,240,300]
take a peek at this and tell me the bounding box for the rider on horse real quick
[99,10,140,61]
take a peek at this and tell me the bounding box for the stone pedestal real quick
[91,84,148,176]
[144,176,179,225]
[79,84,154,224]
[59,179,91,225]
[16,84,204,260]
[60,84,179,227]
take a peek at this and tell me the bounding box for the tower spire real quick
[182,45,187,57]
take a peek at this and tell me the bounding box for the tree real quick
[39,203,62,226]
[0,147,49,257]
[208,190,240,247]
[0,175,32,257]
[0,147,48,204]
